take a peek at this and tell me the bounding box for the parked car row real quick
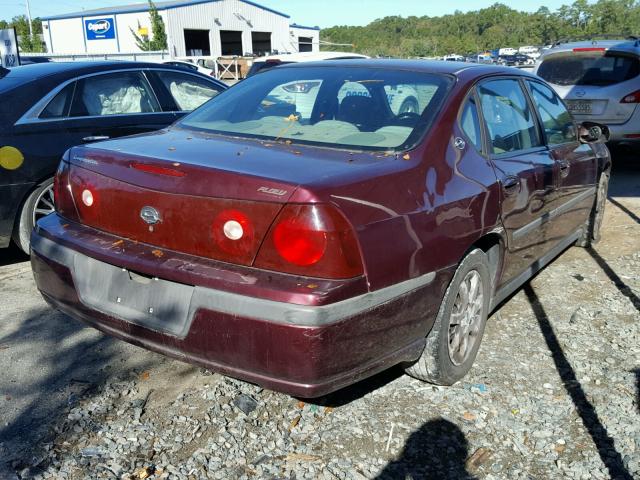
[18,57,612,397]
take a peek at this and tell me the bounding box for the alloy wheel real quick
[448,270,484,366]
[32,184,55,225]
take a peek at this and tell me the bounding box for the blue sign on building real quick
[85,18,116,40]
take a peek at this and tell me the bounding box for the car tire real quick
[13,178,55,253]
[575,172,609,247]
[405,248,491,385]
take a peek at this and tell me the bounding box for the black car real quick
[19,56,52,65]
[0,61,227,252]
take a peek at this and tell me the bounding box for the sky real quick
[1,0,573,26]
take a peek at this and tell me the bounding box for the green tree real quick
[321,0,640,57]
[7,15,44,52]
[130,0,167,51]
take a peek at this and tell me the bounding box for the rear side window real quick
[40,82,75,119]
[527,81,577,145]
[155,71,223,111]
[538,52,640,86]
[478,79,542,154]
[460,95,482,151]
[71,71,160,117]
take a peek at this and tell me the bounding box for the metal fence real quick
[23,51,250,80]
[24,51,171,62]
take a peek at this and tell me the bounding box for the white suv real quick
[534,37,640,144]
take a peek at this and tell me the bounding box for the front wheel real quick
[405,248,491,385]
[13,178,55,253]
[576,172,609,247]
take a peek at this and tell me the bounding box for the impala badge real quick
[140,206,161,225]
[257,186,288,196]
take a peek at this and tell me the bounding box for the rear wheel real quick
[405,248,491,385]
[13,178,55,253]
[576,172,609,247]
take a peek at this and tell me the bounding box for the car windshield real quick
[538,52,640,86]
[179,66,452,151]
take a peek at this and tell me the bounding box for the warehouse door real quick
[184,29,210,56]
[251,32,271,56]
[220,30,243,55]
[298,37,312,52]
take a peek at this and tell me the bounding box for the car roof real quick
[2,60,198,81]
[253,51,369,63]
[0,60,227,93]
[273,58,535,77]
[543,39,640,56]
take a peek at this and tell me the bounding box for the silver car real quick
[534,37,640,144]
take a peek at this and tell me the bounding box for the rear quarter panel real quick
[292,72,503,291]
[1,81,57,244]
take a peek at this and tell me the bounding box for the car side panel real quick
[491,149,559,284]
[0,183,34,247]
[326,119,503,292]
[546,142,598,241]
[0,83,57,246]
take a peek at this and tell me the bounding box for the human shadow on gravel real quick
[586,246,640,313]
[524,284,633,480]
[0,307,157,475]
[375,418,476,480]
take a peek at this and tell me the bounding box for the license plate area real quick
[73,255,195,337]
[566,100,593,114]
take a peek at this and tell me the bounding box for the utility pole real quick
[25,0,33,36]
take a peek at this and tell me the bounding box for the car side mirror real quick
[579,122,610,144]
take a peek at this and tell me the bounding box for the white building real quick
[41,0,320,57]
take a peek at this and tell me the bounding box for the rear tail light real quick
[72,181,99,222]
[255,204,363,279]
[212,209,255,257]
[572,47,606,52]
[620,90,640,103]
[81,189,94,206]
[53,160,79,221]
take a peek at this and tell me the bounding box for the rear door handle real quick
[502,175,520,195]
[82,135,110,142]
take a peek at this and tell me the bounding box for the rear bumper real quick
[31,215,449,397]
[571,107,640,143]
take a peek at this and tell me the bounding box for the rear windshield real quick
[538,52,640,86]
[180,66,452,151]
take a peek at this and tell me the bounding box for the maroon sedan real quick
[31,60,610,397]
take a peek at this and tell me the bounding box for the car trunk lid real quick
[64,128,388,267]
[66,136,300,266]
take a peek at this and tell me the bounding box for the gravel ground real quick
[0,158,638,480]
